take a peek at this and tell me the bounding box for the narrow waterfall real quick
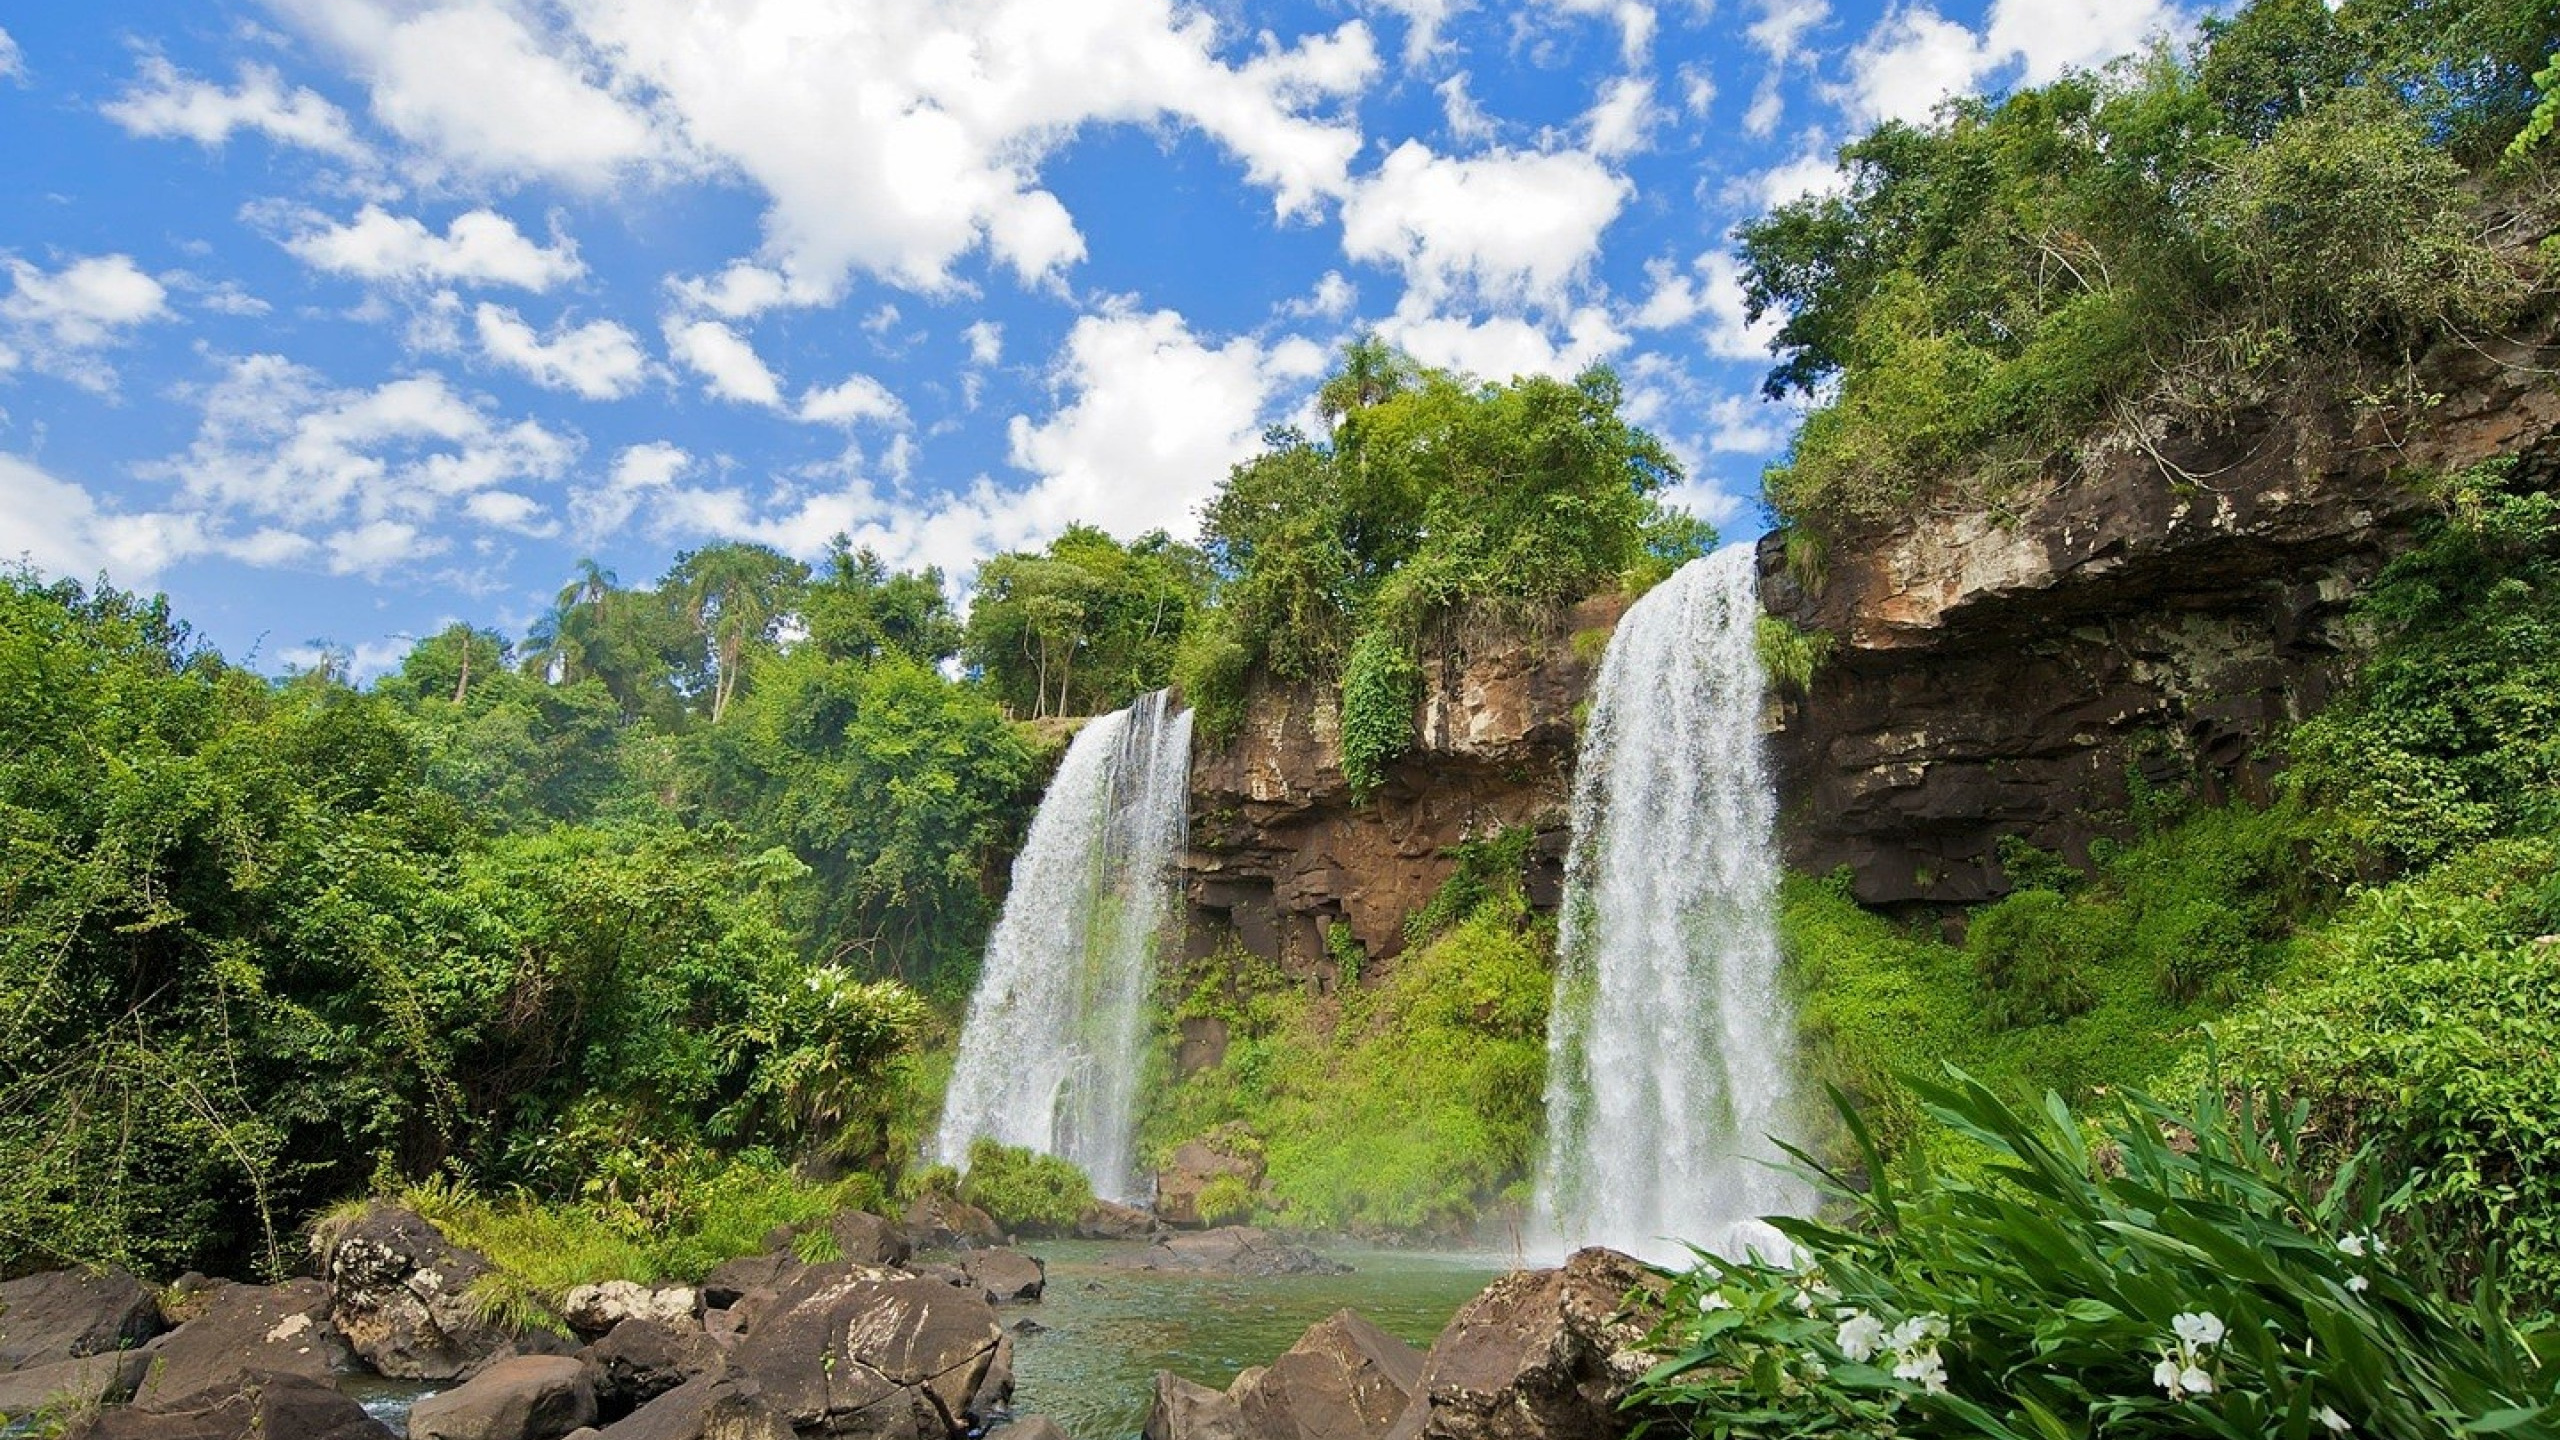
[934,690,1194,1203]
[1533,546,1808,1262]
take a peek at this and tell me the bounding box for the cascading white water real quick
[934,689,1193,1203]
[1532,545,1808,1263]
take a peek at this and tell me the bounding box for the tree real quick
[963,526,1209,718]
[803,538,962,666]
[668,542,809,723]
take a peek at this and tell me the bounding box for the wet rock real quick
[0,1351,151,1416]
[1236,1309,1423,1440]
[963,1248,1045,1303]
[1140,1371,1248,1440]
[135,1277,354,1407]
[409,1354,598,1440]
[818,1211,914,1268]
[1074,1199,1156,1240]
[0,1267,163,1370]
[1111,1227,1349,1278]
[726,1262,1005,1436]
[903,1192,1003,1250]
[582,1316,718,1418]
[321,1204,512,1380]
[66,1369,393,1440]
[1002,1419,1073,1440]
[700,1250,801,1310]
[1384,1247,1668,1440]
[1151,1143,1262,1229]
[562,1281,698,1339]
[593,1375,790,1440]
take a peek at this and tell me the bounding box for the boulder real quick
[963,1248,1046,1303]
[65,1369,393,1440]
[594,1375,791,1440]
[1152,1143,1262,1229]
[582,1316,718,1418]
[903,1193,1003,1250]
[135,1277,354,1407]
[909,1263,993,1303]
[1236,1310,1423,1440]
[0,1267,162,1370]
[1141,1371,1249,1440]
[968,1330,1014,1423]
[699,1250,800,1310]
[818,1211,914,1268]
[727,1262,1005,1436]
[408,1354,598,1440]
[562,1281,699,1338]
[1110,1227,1348,1278]
[322,1204,512,1380]
[1075,1199,1157,1240]
[1002,1419,1073,1440]
[1384,1248,1668,1440]
[0,1351,151,1417]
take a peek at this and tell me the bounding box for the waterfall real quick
[1532,546,1808,1263]
[934,689,1194,1204]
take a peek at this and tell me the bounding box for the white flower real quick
[2180,1366,2215,1397]
[1836,1311,1886,1362]
[2336,1233,2366,1257]
[2171,1312,2225,1349]
[1887,1314,1948,1352]
[2348,1275,2370,1294]
[2153,1358,2186,1396]
[1894,1347,1949,1394]
[1700,1290,1731,1312]
[2318,1405,2352,1434]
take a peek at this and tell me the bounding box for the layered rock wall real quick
[1760,331,2560,906]
[1181,594,1624,975]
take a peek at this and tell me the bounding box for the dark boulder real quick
[593,1375,790,1440]
[0,1351,151,1417]
[1074,1199,1156,1240]
[66,1369,393,1440]
[1151,1143,1261,1229]
[408,1354,598,1440]
[726,1262,1005,1436]
[699,1250,801,1310]
[1140,1371,1249,1440]
[582,1316,718,1418]
[817,1211,914,1268]
[903,1193,1003,1250]
[321,1204,512,1380]
[962,1248,1045,1303]
[134,1277,354,1407]
[0,1267,162,1371]
[1384,1248,1667,1440]
[1236,1309,1423,1440]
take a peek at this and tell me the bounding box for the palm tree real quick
[522,559,616,685]
[672,543,806,722]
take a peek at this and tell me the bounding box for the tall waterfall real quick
[934,690,1194,1203]
[1533,545,1807,1263]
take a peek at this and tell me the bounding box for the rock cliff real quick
[1759,327,2560,906]
[1182,594,1624,974]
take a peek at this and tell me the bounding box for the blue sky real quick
[0,0,2184,674]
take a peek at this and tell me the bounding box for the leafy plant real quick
[959,1139,1095,1235]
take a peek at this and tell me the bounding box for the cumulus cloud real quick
[0,28,22,82]
[664,319,785,409]
[1341,141,1629,312]
[1988,0,2181,84]
[473,304,649,399]
[963,321,1004,367]
[1836,0,2182,128]
[104,56,369,159]
[0,254,173,391]
[0,452,312,585]
[284,206,585,291]
[151,354,576,573]
[1583,76,1660,159]
[1632,251,1779,361]
[800,373,907,429]
[1380,298,1626,382]
[269,0,1378,298]
[1749,0,1832,62]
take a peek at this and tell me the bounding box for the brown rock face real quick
[322,1204,512,1381]
[135,1278,354,1408]
[1386,1248,1667,1440]
[1235,1309,1425,1440]
[0,1268,163,1372]
[1185,596,1621,972]
[723,1263,1004,1437]
[1762,333,2560,906]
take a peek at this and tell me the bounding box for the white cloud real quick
[1749,0,1831,61]
[0,28,22,82]
[1281,271,1358,321]
[1676,62,1716,117]
[1364,0,1468,63]
[1438,73,1497,144]
[1584,76,1660,159]
[1744,76,1784,136]
[1987,0,2179,84]
[269,0,670,187]
[664,319,784,408]
[0,452,312,585]
[284,206,585,291]
[474,304,649,400]
[155,354,577,557]
[963,321,1004,367]
[1704,392,1789,452]
[1380,297,1626,382]
[0,254,173,391]
[326,518,441,575]
[799,372,907,428]
[274,0,1377,297]
[1748,151,1846,208]
[572,440,692,538]
[1838,6,1990,127]
[666,262,834,320]
[104,57,369,159]
[1341,141,1629,311]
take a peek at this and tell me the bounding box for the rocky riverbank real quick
[2,1206,1653,1440]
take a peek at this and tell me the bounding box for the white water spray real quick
[934,690,1194,1203]
[1533,546,1808,1263]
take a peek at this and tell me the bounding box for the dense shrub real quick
[960,1138,1095,1234]
[1966,889,2102,1028]
[1339,630,1422,801]
[1635,1075,2560,1438]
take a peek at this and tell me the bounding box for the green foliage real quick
[1741,0,2549,533]
[1966,889,2100,1028]
[1181,343,1696,738]
[959,1139,1095,1234]
[1635,1075,2560,1439]
[964,525,1210,719]
[1404,826,1539,946]
[1195,1172,1255,1226]
[1339,630,1422,801]
[1753,616,1833,695]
